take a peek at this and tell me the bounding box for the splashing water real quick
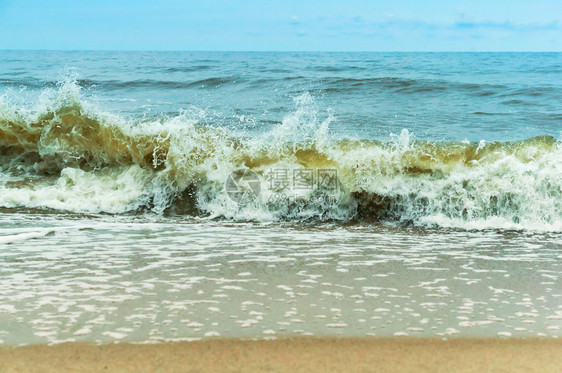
[0,77,561,231]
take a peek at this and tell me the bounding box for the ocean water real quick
[0,52,561,344]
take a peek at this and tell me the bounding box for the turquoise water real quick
[1,51,561,140]
[0,51,561,345]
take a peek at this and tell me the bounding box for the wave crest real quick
[1,81,560,231]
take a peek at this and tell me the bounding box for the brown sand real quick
[1,338,560,373]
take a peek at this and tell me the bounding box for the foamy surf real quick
[0,227,70,244]
[1,79,561,231]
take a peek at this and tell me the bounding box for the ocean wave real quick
[0,80,561,231]
[0,76,244,91]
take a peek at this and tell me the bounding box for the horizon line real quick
[1,49,561,53]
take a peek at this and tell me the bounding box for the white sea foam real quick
[1,79,560,231]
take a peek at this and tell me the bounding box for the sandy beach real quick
[1,338,561,373]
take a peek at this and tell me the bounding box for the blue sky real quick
[1,0,560,51]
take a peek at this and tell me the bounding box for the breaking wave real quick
[1,80,561,231]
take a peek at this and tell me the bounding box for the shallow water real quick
[0,214,560,344]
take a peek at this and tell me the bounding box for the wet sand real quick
[1,338,561,373]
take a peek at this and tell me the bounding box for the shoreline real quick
[1,337,561,373]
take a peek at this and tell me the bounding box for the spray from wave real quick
[0,78,561,231]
